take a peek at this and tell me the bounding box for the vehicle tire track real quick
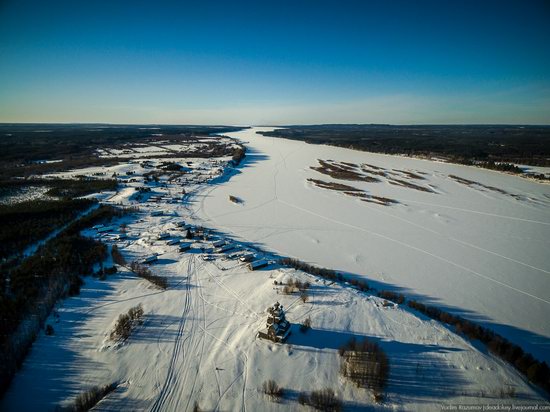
[150,256,194,412]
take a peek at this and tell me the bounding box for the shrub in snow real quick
[61,382,118,411]
[262,380,284,400]
[300,317,312,333]
[308,388,342,412]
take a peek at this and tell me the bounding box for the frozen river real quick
[193,127,550,362]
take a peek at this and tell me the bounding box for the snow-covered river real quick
[194,127,550,362]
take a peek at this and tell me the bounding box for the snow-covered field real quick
[2,129,549,411]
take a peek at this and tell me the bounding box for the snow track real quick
[150,256,195,412]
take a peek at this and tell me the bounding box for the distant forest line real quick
[260,125,550,170]
[0,124,245,179]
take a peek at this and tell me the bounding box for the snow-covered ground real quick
[2,130,549,411]
[192,127,550,364]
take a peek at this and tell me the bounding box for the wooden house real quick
[248,259,268,271]
[141,254,158,264]
[179,242,192,252]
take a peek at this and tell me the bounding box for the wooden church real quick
[258,302,291,343]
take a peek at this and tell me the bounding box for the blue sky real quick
[1,0,549,124]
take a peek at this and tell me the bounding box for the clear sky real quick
[1,0,549,125]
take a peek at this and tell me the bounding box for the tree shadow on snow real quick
[130,313,197,344]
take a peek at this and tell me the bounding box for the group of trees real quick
[111,245,127,266]
[299,388,342,411]
[129,261,168,289]
[407,300,550,393]
[279,278,311,303]
[57,382,118,412]
[377,290,405,305]
[159,162,183,172]
[339,337,389,402]
[109,304,144,342]
[231,146,246,165]
[0,202,127,397]
[262,380,342,411]
[280,278,311,295]
[460,160,522,174]
[0,232,108,396]
[0,198,94,259]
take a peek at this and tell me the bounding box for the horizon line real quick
[1,122,550,127]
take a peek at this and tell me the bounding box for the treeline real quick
[0,204,128,397]
[0,177,121,260]
[459,160,524,174]
[0,177,117,200]
[44,178,117,199]
[0,198,94,259]
[260,125,550,167]
[279,257,369,292]
[0,233,108,397]
[407,300,550,393]
[129,261,168,289]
